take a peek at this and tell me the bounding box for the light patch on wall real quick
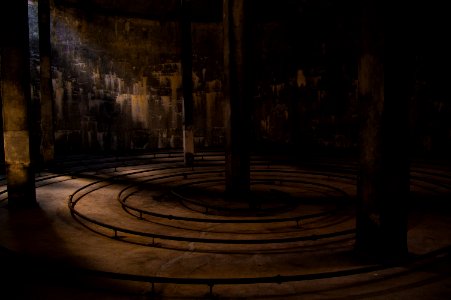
[205,92,216,147]
[193,72,200,90]
[296,69,306,88]
[104,73,117,90]
[92,67,101,86]
[206,79,221,92]
[161,96,171,113]
[115,77,150,128]
[132,94,149,127]
[65,81,73,102]
[271,83,285,97]
[52,70,64,120]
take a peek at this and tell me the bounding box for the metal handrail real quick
[118,167,353,224]
[69,166,355,244]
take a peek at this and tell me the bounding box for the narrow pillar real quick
[356,0,410,259]
[223,0,251,195]
[39,0,55,162]
[181,0,195,166]
[0,0,37,208]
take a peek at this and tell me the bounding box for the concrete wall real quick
[28,1,224,154]
[22,0,451,157]
[251,4,361,153]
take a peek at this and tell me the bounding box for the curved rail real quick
[69,164,355,244]
[3,151,451,297]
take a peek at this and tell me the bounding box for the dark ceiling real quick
[52,0,361,23]
[54,0,221,21]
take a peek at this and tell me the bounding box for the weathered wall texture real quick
[22,0,451,157]
[251,3,360,153]
[250,1,451,157]
[28,1,224,154]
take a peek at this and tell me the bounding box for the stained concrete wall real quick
[28,1,224,154]
[21,0,451,157]
[251,2,360,154]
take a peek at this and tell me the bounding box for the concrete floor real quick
[1,152,451,299]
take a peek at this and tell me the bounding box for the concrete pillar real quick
[0,0,37,208]
[181,0,195,166]
[223,0,251,195]
[39,0,55,162]
[356,0,411,259]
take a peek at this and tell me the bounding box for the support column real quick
[181,0,195,166]
[223,0,251,195]
[356,0,411,259]
[39,0,55,162]
[1,0,37,208]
